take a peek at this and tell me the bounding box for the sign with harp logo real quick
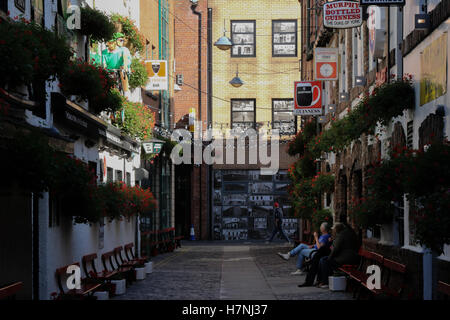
[145,60,168,91]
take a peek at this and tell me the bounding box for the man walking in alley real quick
[267,202,291,244]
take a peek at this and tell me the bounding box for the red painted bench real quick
[0,282,23,300]
[55,262,101,300]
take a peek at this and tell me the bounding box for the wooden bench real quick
[101,250,135,283]
[82,253,118,295]
[365,258,407,299]
[124,243,148,264]
[437,280,450,299]
[338,249,407,299]
[114,246,140,268]
[55,262,101,300]
[0,282,23,300]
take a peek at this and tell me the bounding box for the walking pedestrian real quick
[266,202,291,244]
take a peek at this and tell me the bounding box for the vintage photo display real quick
[273,20,297,57]
[273,99,296,135]
[231,21,256,57]
[212,170,297,240]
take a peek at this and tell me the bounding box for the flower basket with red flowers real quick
[59,60,122,114]
[0,18,73,90]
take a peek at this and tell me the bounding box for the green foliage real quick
[311,209,333,232]
[287,120,316,157]
[110,14,145,54]
[59,60,122,114]
[80,6,115,43]
[308,78,415,156]
[0,18,73,89]
[129,58,149,90]
[349,142,450,254]
[312,173,335,194]
[112,98,155,140]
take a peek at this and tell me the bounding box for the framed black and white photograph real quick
[272,20,297,57]
[213,190,222,205]
[231,20,256,57]
[249,182,274,194]
[231,99,256,130]
[272,99,296,135]
[222,194,247,206]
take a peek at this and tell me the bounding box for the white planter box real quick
[93,291,109,300]
[111,279,126,295]
[145,262,153,274]
[329,276,347,291]
[135,267,146,280]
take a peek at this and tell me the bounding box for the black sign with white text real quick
[360,0,405,6]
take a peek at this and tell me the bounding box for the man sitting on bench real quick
[277,222,331,275]
[316,222,359,289]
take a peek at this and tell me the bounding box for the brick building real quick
[298,0,450,299]
[207,0,301,240]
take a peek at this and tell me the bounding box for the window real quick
[31,0,44,26]
[126,172,131,186]
[107,167,113,183]
[272,20,297,57]
[272,99,296,135]
[115,170,123,182]
[49,194,60,228]
[231,99,256,130]
[1,0,8,13]
[231,21,256,57]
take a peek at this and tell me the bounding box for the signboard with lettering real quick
[294,81,322,116]
[145,60,168,91]
[314,48,339,81]
[143,142,163,154]
[360,0,405,6]
[323,1,362,29]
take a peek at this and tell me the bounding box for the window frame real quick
[230,99,256,130]
[272,20,298,57]
[230,20,256,58]
[271,98,297,136]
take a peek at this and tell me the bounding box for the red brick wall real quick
[173,0,208,125]
[173,0,209,239]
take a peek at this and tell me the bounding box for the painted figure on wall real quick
[101,32,130,92]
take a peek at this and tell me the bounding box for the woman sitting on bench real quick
[277,222,331,275]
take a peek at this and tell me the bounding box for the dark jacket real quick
[329,226,359,266]
[274,207,283,227]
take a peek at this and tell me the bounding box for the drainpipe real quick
[207,8,213,240]
[191,3,202,240]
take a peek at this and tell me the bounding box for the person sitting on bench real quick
[316,222,359,289]
[277,222,331,275]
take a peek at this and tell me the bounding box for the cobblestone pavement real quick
[114,241,353,300]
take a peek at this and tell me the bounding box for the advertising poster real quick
[314,48,338,80]
[294,81,322,115]
[420,33,448,106]
[145,60,168,90]
[323,1,362,29]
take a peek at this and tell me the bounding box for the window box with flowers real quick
[79,6,115,43]
[308,76,415,157]
[110,14,145,55]
[0,17,72,91]
[59,59,122,114]
[112,98,155,141]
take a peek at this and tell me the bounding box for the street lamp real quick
[229,65,244,88]
[214,20,232,51]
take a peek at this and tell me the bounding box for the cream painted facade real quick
[209,0,302,138]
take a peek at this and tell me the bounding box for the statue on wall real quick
[101,32,130,92]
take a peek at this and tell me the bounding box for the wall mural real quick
[212,170,298,240]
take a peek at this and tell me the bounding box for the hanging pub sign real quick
[323,1,362,29]
[294,81,322,116]
[360,0,405,6]
[143,142,163,154]
[314,48,339,81]
[145,60,168,91]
